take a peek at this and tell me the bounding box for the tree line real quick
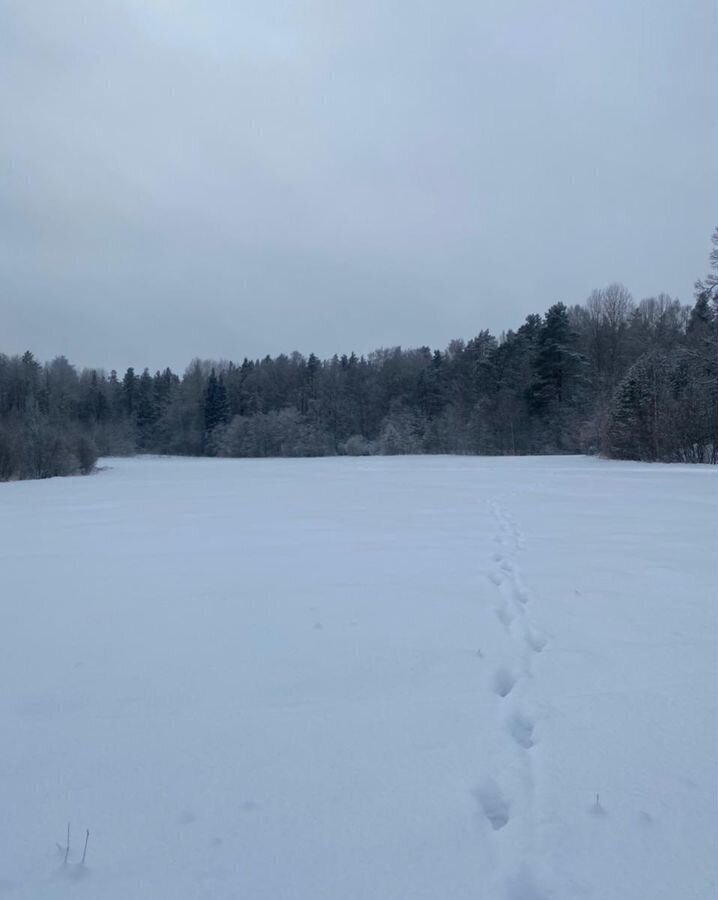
[2,232,716,480]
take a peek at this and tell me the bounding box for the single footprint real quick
[474,777,510,831]
[526,627,547,653]
[496,606,513,630]
[492,667,517,698]
[505,865,548,899]
[507,711,535,749]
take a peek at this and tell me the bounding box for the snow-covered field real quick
[1,455,716,900]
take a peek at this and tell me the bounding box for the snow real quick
[0,455,716,899]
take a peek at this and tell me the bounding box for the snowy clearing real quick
[1,455,716,899]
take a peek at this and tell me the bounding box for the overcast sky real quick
[1,1,716,372]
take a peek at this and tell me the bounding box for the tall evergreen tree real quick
[204,369,230,437]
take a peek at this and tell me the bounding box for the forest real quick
[1,232,716,480]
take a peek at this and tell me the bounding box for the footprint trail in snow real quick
[475,499,551,898]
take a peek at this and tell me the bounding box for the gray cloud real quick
[1,0,716,372]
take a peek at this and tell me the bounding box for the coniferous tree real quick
[203,369,230,444]
[136,369,159,449]
[122,368,138,417]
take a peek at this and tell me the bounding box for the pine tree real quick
[136,369,159,449]
[204,369,230,438]
[122,368,138,416]
[528,303,587,449]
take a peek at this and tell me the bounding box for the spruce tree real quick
[204,369,230,436]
